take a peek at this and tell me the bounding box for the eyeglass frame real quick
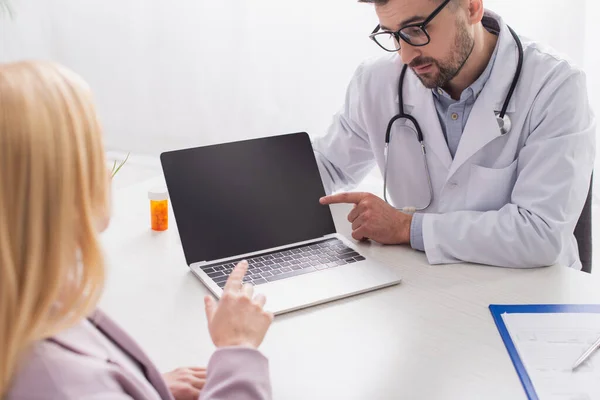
[369,0,452,52]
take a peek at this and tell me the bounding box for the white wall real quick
[486,0,587,65]
[1,0,380,154]
[0,0,596,157]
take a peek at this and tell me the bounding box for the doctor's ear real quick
[464,0,485,25]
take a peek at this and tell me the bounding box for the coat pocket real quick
[466,160,518,212]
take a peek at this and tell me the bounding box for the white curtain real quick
[1,0,598,159]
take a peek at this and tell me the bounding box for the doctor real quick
[315,0,596,269]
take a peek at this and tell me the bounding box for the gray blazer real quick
[7,310,272,399]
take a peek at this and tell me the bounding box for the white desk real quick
[100,175,600,400]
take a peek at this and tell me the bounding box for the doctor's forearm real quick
[421,207,564,268]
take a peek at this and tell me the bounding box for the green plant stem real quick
[111,152,130,178]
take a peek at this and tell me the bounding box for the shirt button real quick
[451,113,459,120]
[438,88,444,95]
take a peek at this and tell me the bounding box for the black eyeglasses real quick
[369,0,451,52]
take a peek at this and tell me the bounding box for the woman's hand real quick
[204,261,274,349]
[162,367,207,400]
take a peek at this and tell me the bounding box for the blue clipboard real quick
[489,304,600,400]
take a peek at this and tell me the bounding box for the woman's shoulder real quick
[6,338,125,399]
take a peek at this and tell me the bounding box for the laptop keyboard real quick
[200,238,366,288]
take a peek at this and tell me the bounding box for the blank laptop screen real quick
[160,132,336,265]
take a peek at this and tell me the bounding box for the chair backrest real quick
[574,175,593,273]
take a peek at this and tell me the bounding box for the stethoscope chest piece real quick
[495,112,512,136]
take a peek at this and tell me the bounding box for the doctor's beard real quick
[410,18,475,89]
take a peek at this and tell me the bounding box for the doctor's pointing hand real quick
[320,193,413,245]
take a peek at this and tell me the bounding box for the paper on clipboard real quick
[502,312,600,400]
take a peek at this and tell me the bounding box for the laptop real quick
[160,132,402,314]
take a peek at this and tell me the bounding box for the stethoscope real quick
[383,26,524,213]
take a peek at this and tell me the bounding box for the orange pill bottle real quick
[148,188,169,231]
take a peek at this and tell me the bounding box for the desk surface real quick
[100,176,600,400]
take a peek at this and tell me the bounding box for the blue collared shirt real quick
[410,30,500,252]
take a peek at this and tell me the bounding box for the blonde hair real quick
[0,61,108,396]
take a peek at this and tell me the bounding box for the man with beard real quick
[314,0,595,269]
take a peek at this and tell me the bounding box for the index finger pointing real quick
[224,261,248,292]
[320,192,368,205]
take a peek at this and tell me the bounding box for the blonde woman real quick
[0,61,274,400]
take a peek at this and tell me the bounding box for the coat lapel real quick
[48,318,110,360]
[89,310,173,400]
[446,93,502,179]
[446,11,520,180]
[399,69,453,171]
